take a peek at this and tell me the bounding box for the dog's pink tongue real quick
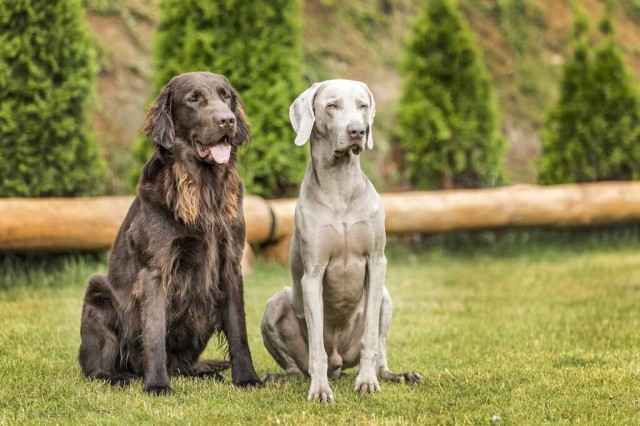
[210,143,231,164]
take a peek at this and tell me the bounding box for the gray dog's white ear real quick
[361,82,376,150]
[290,82,323,146]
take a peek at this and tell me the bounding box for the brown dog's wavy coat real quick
[78,72,261,394]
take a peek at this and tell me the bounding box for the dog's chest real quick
[324,219,375,256]
[311,195,382,257]
[165,233,227,317]
[321,221,372,321]
[297,195,384,321]
[157,227,237,355]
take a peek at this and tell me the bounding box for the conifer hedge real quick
[539,2,640,184]
[132,0,306,198]
[0,0,103,197]
[395,0,505,190]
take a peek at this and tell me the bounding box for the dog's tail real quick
[188,359,232,378]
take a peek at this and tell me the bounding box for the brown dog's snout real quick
[215,112,236,130]
[347,121,366,140]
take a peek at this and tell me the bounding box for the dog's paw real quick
[234,374,263,388]
[308,379,334,403]
[262,371,305,383]
[261,373,289,383]
[403,371,422,384]
[261,374,280,383]
[379,369,422,385]
[379,370,403,383]
[354,375,380,394]
[144,385,172,396]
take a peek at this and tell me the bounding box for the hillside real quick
[83,0,640,194]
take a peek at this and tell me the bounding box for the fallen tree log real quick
[1,182,640,252]
[382,182,640,233]
[0,196,134,252]
[0,195,294,252]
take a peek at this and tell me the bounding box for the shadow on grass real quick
[386,224,640,262]
[0,252,107,292]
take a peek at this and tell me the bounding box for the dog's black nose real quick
[216,113,236,129]
[347,122,366,140]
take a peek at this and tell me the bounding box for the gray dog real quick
[261,80,421,403]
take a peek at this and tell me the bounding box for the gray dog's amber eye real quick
[188,95,199,103]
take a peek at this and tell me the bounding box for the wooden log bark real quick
[0,195,286,252]
[0,196,133,252]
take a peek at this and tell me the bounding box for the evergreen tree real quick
[395,0,504,190]
[539,1,640,183]
[0,0,103,197]
[132,0,306,198]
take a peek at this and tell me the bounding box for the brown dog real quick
[78,72,261,394]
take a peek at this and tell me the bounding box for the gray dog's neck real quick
[307,134,368,202]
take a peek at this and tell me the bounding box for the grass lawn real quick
[1,238,639,424]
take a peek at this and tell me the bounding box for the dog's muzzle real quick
[334,141,364,157]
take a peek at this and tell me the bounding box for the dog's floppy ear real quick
[360,82,376,150]
[290,82,323,146]
[231,90,251,146]
[143,80,175,150]
[233,103,251,146]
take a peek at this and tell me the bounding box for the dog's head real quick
[289,79,376,156]
[143,72,250,165]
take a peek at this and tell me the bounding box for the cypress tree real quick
[0,0,103,197]
[539,1,640,184]
[395,0,504,190]
[132,0,306,198]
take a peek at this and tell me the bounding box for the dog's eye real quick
[188,95,199,103]
[359,104,369,110]
[326,103,337,110]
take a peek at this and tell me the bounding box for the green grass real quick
[1,239,640,424]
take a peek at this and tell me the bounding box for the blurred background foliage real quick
[2,0,640,197]
[538,0,640,184]
[395,0,505,190]
[0,0,105,196]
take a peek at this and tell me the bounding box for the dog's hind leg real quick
[79,275,138,387]
[260,288,309,382]
[377,288,422,385]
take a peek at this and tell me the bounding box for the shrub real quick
[395,0,505,190]
[0,0,104,197]
[131,0,306,198]
[538,2,640,184]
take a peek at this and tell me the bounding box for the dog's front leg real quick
[301,271,333,403]
[355,254,387,394]
[222,269,262,388]
[139,269,170,395]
